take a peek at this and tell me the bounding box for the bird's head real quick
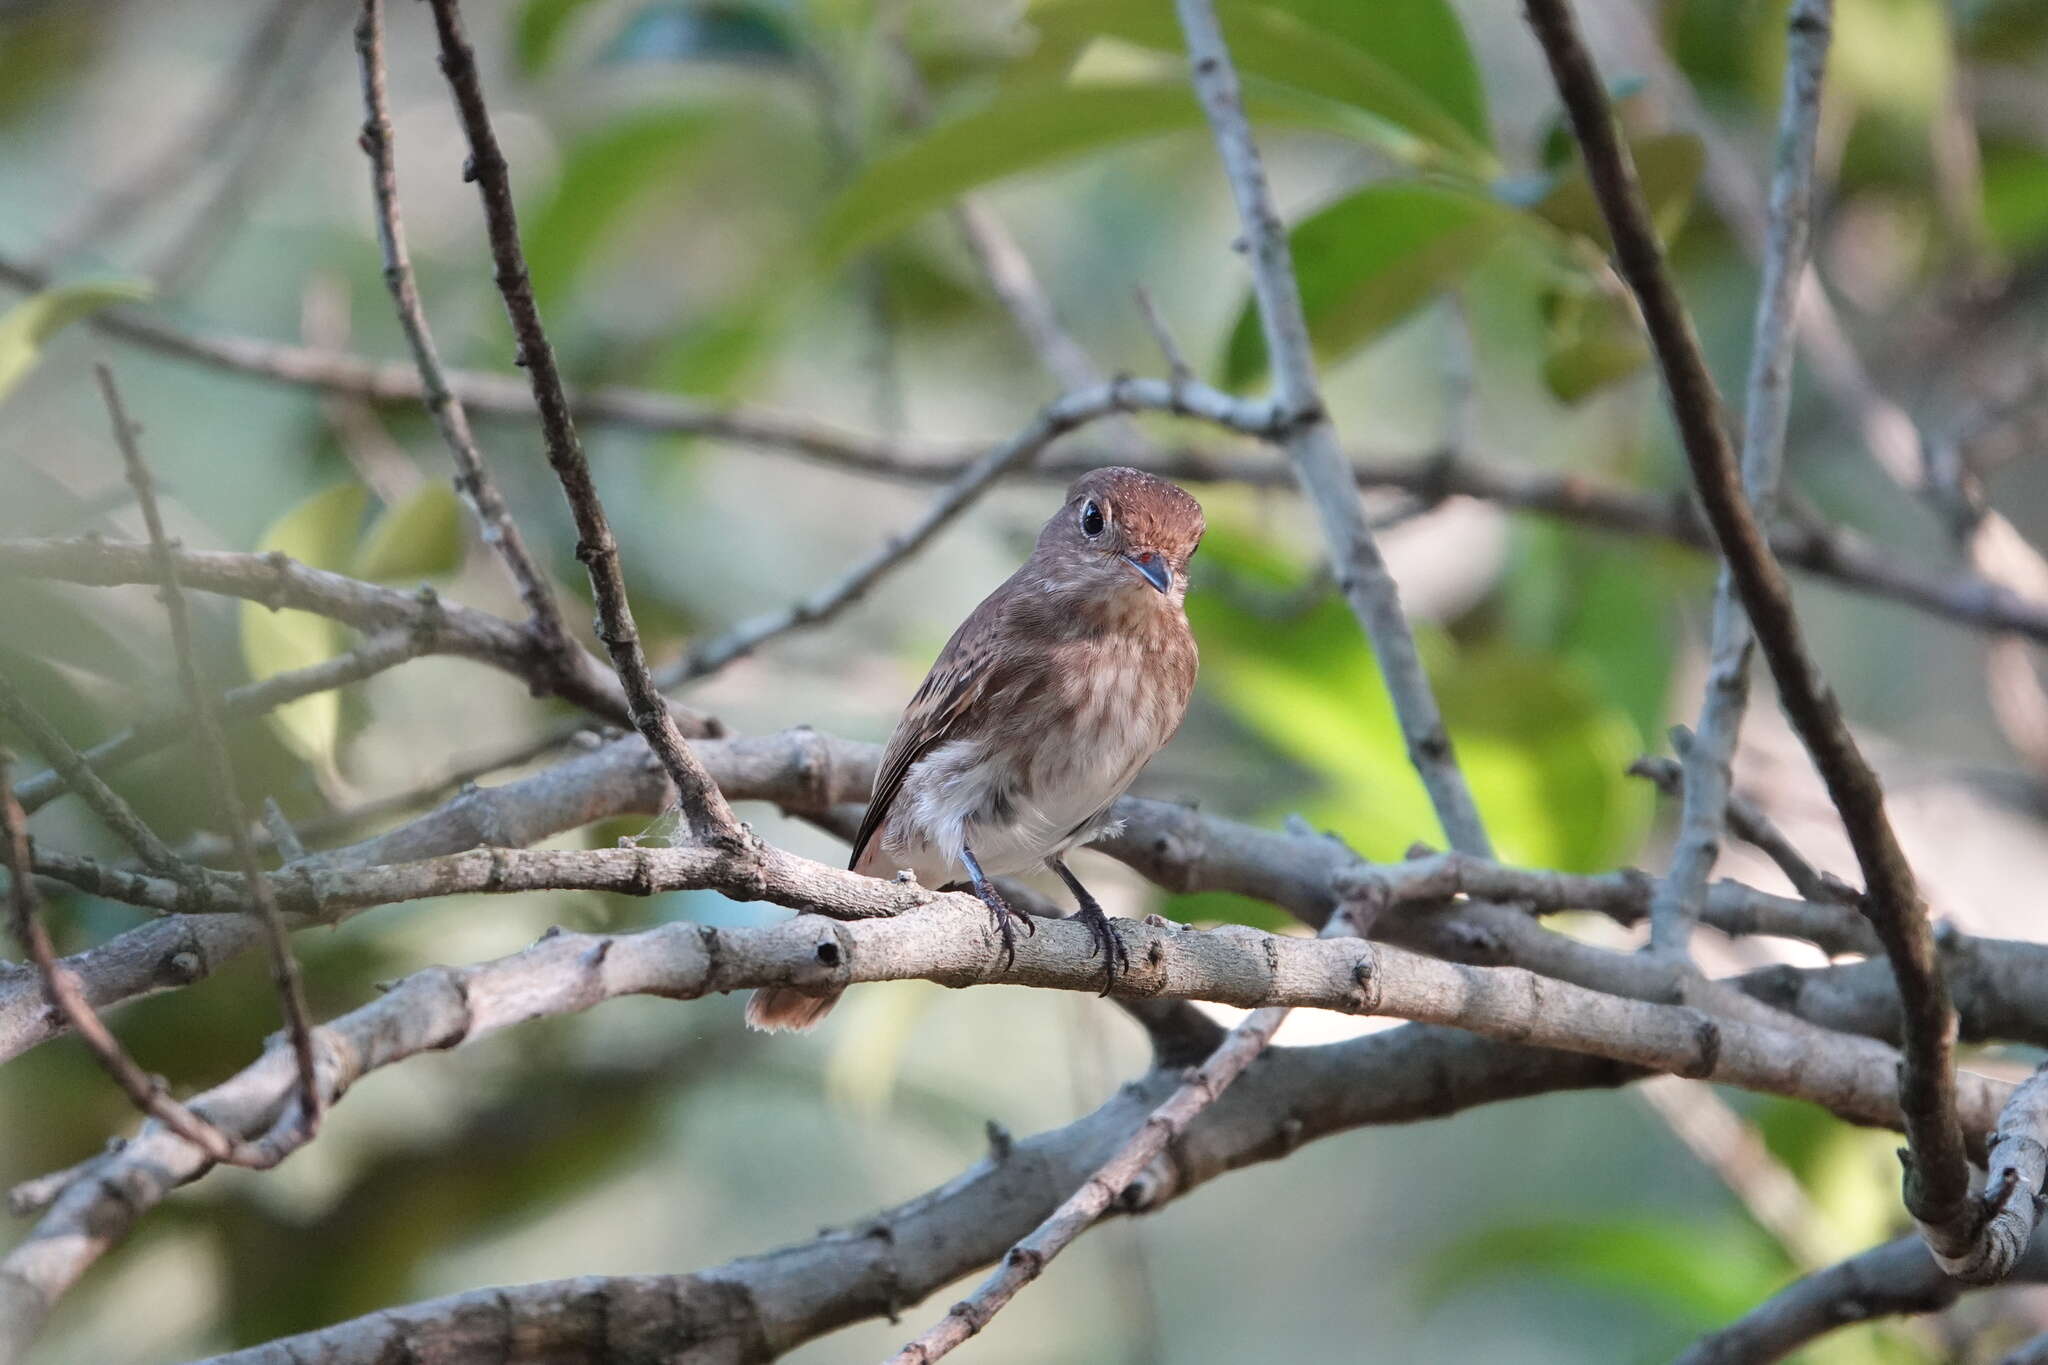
[1034,466,1205,610]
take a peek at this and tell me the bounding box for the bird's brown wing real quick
[847,590,1010,873]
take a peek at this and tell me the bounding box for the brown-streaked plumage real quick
[746,467,1205,1032]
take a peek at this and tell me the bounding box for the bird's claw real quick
[976,884,1034,972]
[1074,904,1130,997]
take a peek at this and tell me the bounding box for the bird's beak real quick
[1122,550,1172,595]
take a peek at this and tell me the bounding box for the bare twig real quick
[1522,0,1971,1261]
[352,0,571,661]
[887,914,1357,1362]
[661,378,1256,684]
[425,0,744,846]
[1649,0,1832,957]
[1636,1075,1835,1271]
[15,626,430,815]
[1630,743,1858,910]
[1175,0,1492,859]
[0,535,665,728]
[94,366,323,1140]
[0,673,187,875]
[0,756,259,1169]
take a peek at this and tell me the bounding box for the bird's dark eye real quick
[1079,500,1105,537]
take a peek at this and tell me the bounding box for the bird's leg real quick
[1048,856,1129,997]
[961,844,1034,971]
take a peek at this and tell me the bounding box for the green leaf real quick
[1220,182,1514,389]
[0,278,151,406]
[1189,521,1650,870]
[1521,131,1706,249]
[351,482,463,582]
[239,485,368,770]
[602,3,798,66]
[812,80,1393,267]
[1539,276,1649,403]
[1420,1218,1789,1328]
[1029,0,1493,170]
[514,0,603,73]
[526,107,717,311]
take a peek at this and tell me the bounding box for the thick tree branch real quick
[1523,0,1971,1259]
[0,886,2016,1363]
[187,1024,1635,1365]
[96,365,323,1141]
[423,0,738,847]
[1175,0,1491,859]
[352,0,571,665]
[1938,1060,2048,1283]
[1651,0,1831,957]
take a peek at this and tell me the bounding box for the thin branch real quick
[352,0,571,661]
[1631,743,1859,911]
[660,378,1261,684]
[425,0,743,847]
[1637,1075,1836,1271]
[14,626,429,815]
[0,536,680,731]
[94,365,323,1141]
[0,756,261,1169]
[1174,0,1492,859]
[888,914,1357,1362]
[1650,0,1832,957]
[4,237,2045,641]
[1676,1231,2048,1364]
[1522,0,1971,1261]
[0,673,186,875]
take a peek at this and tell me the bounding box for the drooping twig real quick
[352,0,571,663]
[93,365,323,1140]
[1648,0,1833,957]
[0,756,260,1170]
[886,913,1359,1362]
[1522,0,1971,1262]
[1636,1075,1835,1271]
[15,626,429,815]
[1175,0,1492,860]
[0,673,188,875]
[424,0,744,846]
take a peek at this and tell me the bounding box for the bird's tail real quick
[744,986,842,1033]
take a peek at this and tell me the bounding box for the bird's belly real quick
[884,735,1147,884]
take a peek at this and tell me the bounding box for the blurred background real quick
[4,0,2048,1359]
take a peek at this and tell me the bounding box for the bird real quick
[745,466,1205,1032]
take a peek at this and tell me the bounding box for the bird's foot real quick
[1073,901,1130,997]
[974,882,1035,971]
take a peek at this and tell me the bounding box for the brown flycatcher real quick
[747,466,1205,1031]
